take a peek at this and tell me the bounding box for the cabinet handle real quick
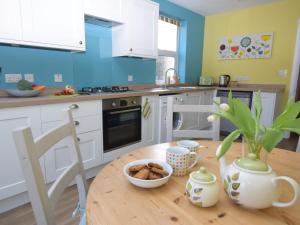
[129,48,133,52]
[74,121,80,126]
[79,41,83,45]
[69,104,79,110]
[77,137,80,142]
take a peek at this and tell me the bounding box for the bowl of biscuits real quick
[123,159,173,188]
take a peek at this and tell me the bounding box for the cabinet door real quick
[0,107,42,200]
[0,0,23,43]
[21,0,85,50]
[43,128,103,183]
[125,0,158,58]
[85,0,123,23]
[142,96,159,146]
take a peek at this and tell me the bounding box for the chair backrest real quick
[166,96,220,142]
[13,109,87,225]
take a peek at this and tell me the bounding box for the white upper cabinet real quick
[0,0,23,42]
[85,0,123,24]
[0,0,85,51]
[112,0,159,58]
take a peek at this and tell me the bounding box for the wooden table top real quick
[86,141,300,225]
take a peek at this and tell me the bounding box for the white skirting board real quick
[0,165,105,214]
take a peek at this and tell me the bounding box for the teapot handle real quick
[272,176,300,207]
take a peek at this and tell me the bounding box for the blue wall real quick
[0,0,205,89]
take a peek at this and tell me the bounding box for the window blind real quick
[159,15,180,26]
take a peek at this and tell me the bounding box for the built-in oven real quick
[102,97,141,152]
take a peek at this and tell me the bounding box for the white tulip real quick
[220,103,230,112]
[207,115,216,122]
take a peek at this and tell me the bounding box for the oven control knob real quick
[111,102,117,107]
[131,100,136,104]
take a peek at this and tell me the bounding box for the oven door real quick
[103,106,141,152]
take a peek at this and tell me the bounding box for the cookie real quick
[148,171,162,180]
[134,168,150,180]
[129,164,145,172]
[148,162,163,170]
[150,167,169,176]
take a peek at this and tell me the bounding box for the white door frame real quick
[286,19,300,140]
[289,19,300,101]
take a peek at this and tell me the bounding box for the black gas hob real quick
[78,86,131,95]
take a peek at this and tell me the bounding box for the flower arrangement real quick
[209,91,300,160]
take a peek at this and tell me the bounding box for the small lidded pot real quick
[186,167,219,207]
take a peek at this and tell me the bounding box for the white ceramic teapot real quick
[217,145,300,209]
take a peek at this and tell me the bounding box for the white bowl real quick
[123,159,173,188]
[5,89,42,97]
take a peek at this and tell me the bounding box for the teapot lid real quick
[191,167,215,182]
[235,153,269,172]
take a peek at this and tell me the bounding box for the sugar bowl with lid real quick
[185,167,219,207]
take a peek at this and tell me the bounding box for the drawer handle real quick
[69,104,79,110]
[129,48,133,52]
[74,121,80,126]
[77,137,80,142]
[79,41,83,45]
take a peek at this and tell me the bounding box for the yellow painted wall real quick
[202,0,300,109]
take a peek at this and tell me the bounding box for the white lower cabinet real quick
[0,106,42,201]
[252,92,277,127]
[142,95,159,146]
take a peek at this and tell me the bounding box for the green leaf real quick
[217,130,241,160]
[253,91,262,122]
[273,101,300,128]
[231,98,256,139]
[278,119,300,135]
[261,128,284,152]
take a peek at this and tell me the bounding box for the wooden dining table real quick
[86,141,300,225]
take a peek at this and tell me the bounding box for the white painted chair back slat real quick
[297,136,300,153]
[13,109,87,225]
[166,96,220,142]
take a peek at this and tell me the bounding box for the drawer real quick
[41,100,101,122]
[42,115,101,134]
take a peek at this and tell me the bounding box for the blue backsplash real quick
[0,0,204,89]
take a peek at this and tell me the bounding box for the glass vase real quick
[241,137,268,162]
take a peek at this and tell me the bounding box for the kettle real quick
[219,75,230,87]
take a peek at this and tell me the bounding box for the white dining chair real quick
[166,96,220,142]
[13,109,87,225]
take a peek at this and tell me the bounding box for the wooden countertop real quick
[0,84,285,109]
[86,141,300,225]
[0,87,215,109]
[215,84,285,93]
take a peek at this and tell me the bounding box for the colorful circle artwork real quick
[240,37,251,48]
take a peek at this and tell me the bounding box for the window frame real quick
[156,18,180,84]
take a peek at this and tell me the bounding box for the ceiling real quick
[168,0,283,16]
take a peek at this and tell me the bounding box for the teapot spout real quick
[216,145,227,180]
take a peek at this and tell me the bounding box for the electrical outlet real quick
[54,73,63,82]
[24,74,34,82]
[128,75,133,82]
[235,75,250,81]
[278,69,288,77]
[5,74,22,83]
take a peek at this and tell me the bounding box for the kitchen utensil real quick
[199,76,214,86]
[219,75,231,87]
[5,89,42,97]
[123,159,173,188]
[186,167,219,207]
[218,148,300,209]
[166,147,198,176]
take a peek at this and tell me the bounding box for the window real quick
[156,15,180,84]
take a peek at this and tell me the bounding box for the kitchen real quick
[0,0,300,225]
